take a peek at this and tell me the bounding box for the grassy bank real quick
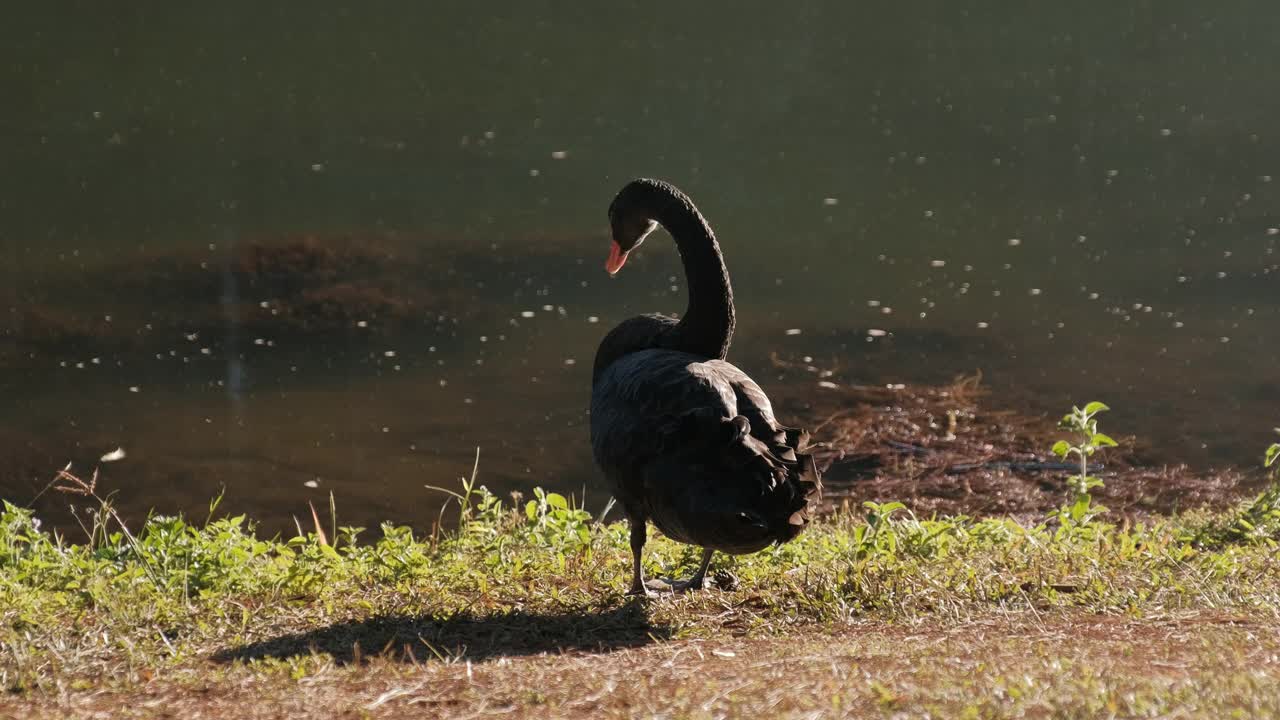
[3,472,1280,717]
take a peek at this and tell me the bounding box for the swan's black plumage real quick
[590,179,821,594]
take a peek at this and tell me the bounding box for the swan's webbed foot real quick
[644,547,715,594]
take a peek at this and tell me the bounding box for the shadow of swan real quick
[212,601,666,664]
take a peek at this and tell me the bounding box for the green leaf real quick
[525,501,537,520]
[545,493,569,510]
[1051,440,1070,458]
[1265,443,1280,468]
[1091,433,1119,448]
[1082,401,1110,416]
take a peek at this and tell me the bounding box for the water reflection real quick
[2,2,1278,533]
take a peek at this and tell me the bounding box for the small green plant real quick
[1049,401,1118,529]
[1266,430,1280,479]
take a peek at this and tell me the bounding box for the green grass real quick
[3,478,1280,717]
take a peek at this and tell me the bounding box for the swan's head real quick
[605,197,658,276]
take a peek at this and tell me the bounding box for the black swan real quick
[590,178,821,595]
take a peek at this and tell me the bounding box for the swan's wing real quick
[702,360,813,457]
[590,349,740,473]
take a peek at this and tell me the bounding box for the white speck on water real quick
[866,299,881,307]
[564,358,576,365]
[383,350,397,357]
[356,320,369,328]
[1174,321,1185,328]
[587,316,599,323]
[200,348,211,355]
[1106,169,1119,177]
[1159,128,1172,136]
[924,209,934,218]
[310,163,325,172]
[550,150,568,160]
[1177,275,1188,283]
[100,447,126,462]
[91,357,101,364]
[304,480,319,488]
[930,259,946,267]
[542,304,554,312]
[1220,336,1231,343]
[977,321,990,329]
[521,310,536,318]
[881,306,893,314]
[1007,238,1022,247]
[785,328,803,336]
[382,427,390,433]
[479,336,488,343]
[1262,176,1274,183]
[822,197,839,206]
[464,398,473,404]
[128,386,140,393]
[1029,288,1042,296]
[529,168,540,177]
[818,381,839,389]
[1217,271,1227,279]
[439,379,447,387]
[867,328,888,337]
[1267,228,1279,236]
[915,155,927,165]
[254,338,265,346]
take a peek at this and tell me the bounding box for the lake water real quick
[3,2,1277,533]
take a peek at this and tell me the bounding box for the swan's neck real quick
[653,189,735,359]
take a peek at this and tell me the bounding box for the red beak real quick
[605,241,628,275]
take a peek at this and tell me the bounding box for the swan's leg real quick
[671,547,715,592]
[626,519,651,596]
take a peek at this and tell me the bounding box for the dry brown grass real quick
[6,612,1278,719]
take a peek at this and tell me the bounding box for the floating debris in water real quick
[818,380,839,389]
[304,479,319,488]
[550,150,568,160]
[822,197,839,206]
[564,358,576,365]
[1007,238,1022,247]
[128,386,140,393]
[977,321,990,329]
[384,350,397,357]
[529,169,540,177]
[521,310,536,318]
[542,304,554,312]
[785,328,803,336]
[930,259,946,267]
[866,299,881,307]
[867,328,888,337]
[1029,288,1042,296]
[100,447,126,462]
[587,316,599,323]
[310,163,325,173]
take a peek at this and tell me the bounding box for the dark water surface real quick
[3,3,1278,533]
